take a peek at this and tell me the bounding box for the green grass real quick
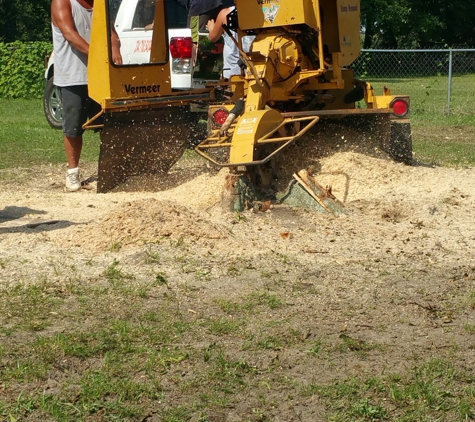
[0,275,254,420]
[362,74,475,120]
[304,359,475,421]
[354,74,475,166]
[412,136,475,167]
[0,99,100,169]
[1,254,474,420]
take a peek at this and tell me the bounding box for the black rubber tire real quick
[43,77,63,130]
[185,112,207,148]
[388,120,413,165]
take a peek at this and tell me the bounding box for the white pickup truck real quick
[43,0,192,129]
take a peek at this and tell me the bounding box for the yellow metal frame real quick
[195,114,319,166]
[87,0,212,115]
[86,0,409,176]
[196,0,365,166]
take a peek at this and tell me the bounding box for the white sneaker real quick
[65,167,81,192]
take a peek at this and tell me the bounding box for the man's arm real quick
[52,0,90,54]
[110,25,123,64]
[206,10,227,42]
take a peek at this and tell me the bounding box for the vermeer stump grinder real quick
[86,0,412,214]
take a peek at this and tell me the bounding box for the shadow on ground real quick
[0,206,46,223]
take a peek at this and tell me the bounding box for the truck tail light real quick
[170,37,192,75]
[391,98,409,117]
[170,37,192,59]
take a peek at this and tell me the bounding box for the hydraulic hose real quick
[219,98,245,136]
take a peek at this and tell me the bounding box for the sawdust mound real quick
[274,117,390,191]
[72,198,227,252]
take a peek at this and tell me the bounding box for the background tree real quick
[0,0,474,47]
[361,0,475,48]
[0,0,52,42]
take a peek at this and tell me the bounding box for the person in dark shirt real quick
[188,0,223,31]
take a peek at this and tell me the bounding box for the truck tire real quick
[388,120,413,165]
[43,77,63,130]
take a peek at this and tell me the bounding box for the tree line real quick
[1,0,474,48]
[362,0,475,49]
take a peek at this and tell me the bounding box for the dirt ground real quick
[1,129,475,420]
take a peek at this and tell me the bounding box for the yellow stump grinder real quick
[86,0,412,207]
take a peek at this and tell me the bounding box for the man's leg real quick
[61,85,88,191]
[63,135,82,169]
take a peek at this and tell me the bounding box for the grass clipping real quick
[69,198,226,251]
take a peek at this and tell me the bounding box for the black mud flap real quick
[97,106,191,193]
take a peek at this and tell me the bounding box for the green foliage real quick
[0,41,52,99]
[0,0,473,50]
[0,0,52,42]
[361,0,475,48]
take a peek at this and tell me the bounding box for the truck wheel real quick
[388,120,413,165]
[43,78,63,130]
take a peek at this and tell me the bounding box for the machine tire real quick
[388,120,413,165]
[186,113,206,148]
[43,77,63,130]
